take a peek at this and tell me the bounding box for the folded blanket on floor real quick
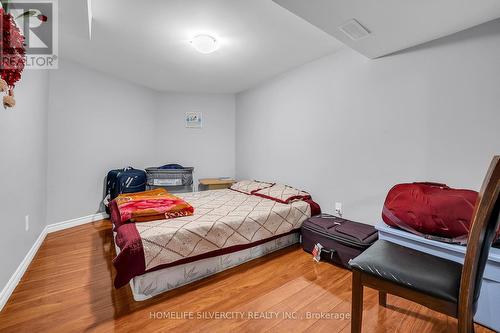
[114,188,194,223]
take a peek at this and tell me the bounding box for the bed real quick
[110,186,320,301]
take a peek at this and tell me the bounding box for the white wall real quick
[154,92,235,183]
[0,70,49,291]
[47,60,235,224]
[236,19,500,224]
[47,60,158,223]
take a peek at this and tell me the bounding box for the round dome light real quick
[190,34,218,54]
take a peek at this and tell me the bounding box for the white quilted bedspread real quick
[136,189,311,270]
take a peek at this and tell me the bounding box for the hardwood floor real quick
[0,220,493,333]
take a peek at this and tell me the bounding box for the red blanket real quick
[114,188,194,224]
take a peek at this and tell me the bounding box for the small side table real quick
[198,178,236,191]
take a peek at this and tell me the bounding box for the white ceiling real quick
[59,0,343,93]
[60,1,500,92]
[273,0,500,59]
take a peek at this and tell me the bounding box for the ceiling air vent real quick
[338,19,371,41]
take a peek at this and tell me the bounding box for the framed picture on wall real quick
[185,112,203,128]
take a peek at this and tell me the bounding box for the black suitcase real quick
[301,214,378,268]
[104,167,146,209]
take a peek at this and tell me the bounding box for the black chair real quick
[349,156,500,333]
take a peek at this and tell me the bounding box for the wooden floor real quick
[0,220,493,333]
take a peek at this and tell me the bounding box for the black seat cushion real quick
[349,240,463,303]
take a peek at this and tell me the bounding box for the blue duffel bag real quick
[158,164,184,169]
[105,167,146,202]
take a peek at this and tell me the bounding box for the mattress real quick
[112,188,320,288]
[113,231,300,301]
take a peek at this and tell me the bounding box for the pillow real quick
[253,183,311,204]
[230,180,274,194]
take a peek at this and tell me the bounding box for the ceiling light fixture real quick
[190,34,218,54]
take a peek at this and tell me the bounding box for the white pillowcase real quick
[230,180,274,194]
[253,183,311,203]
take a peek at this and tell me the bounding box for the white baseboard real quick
[0,211,109,311]
[0,225,48,311]
[46,212,109,233]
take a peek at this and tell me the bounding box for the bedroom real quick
[0,0,499,332]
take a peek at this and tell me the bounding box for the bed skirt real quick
[113,231,300,301]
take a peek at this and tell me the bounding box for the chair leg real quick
[351,270,364,333]
[457,315,474,333]
[379,291,387,307]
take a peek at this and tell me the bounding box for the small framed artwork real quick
[185,112,203,128]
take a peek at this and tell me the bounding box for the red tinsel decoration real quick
[0,8,26,88]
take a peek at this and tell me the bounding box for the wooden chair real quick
[349,156,500,333]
